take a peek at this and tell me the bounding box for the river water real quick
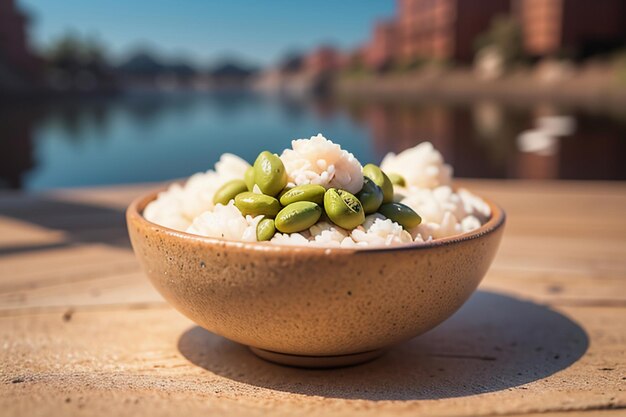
[1,91,625,190]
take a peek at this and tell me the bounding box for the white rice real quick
[143,134,491,247]
[308,222,350,247]
[186,201,262,242]
[143,153,249,231]
[380,141,452,189]
[351,214,413,246]
[280,133,363,194]
[397,185,491,241]
[270,231,311,246]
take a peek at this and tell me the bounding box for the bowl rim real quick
[127,185,506,254]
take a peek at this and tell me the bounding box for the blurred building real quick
[304,46,343,75]
[358,0,626,70]
[395,0,510,63]
[516,0,626,58]
[363,20,398,70]
[0,0,42,90]
[361,0,510,68]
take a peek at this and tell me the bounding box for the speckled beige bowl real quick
[127,189,505,368]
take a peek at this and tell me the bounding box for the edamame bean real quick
[275,201,322,233]
[362,164,394,203]
[256,218,276,241]
[387,172,406,187]
[279,184,326,206]
[355,177,383,214]
[244,166,255,191]
[277,185,292,200]
[378,202,422,229]
[253,151,288,196]
[213,179,248,206]
[234,192,281,218]
[324,188,365,229]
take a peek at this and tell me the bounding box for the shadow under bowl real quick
[127,189,505,367]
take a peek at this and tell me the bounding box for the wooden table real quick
[1,180,624,417]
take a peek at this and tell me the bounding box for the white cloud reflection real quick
[517,115,576,156]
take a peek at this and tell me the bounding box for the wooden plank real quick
[0,190,130,257]
[0,216,66,250]
[1,257,624,313]
[0,180,625,416]
[0,271,161,313]
[494,236,626,285]
[0,241,624,313]
[0,245,137,290]
[1,181,625,311]
[483,268,626,306]
[0,293,623,417]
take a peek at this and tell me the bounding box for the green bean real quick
[244,166,255,191]
[355,177,383,214]
[234,192,281,218]
[378,202,422,229]
[387,172,406,187]
[324,188,365,229]
[363,164,394,203]
[213,179,248,206]
[279,184,326,206]
[277,185,293,200]
[275,201,322,233]
[253,151,288,196]
[256,218,276,241]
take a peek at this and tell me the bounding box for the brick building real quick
[304,46,343,75]
[0,0,41,85]
[362,0,510,67]
[397,0,510,63]
[516,0,626,58]
[360,0,626,70]
[363,20,398,70]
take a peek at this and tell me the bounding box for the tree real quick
[278,50,305,74]
[474,15,524,68]
[45,33,110,71]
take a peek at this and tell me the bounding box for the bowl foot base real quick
[248,346,385,368]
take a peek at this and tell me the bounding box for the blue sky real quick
[19,0,395,66]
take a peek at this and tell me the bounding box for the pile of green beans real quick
[212,151,422,242]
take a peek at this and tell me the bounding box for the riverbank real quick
[335,65,626,107]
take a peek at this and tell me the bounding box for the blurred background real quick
[1,0,625,190]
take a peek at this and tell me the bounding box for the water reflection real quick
[0,103,36,189]
[340,98,626,181]
[341,99,525,178]
[0,93,625,190]
[515,114,576,179]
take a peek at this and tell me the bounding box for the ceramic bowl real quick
[127,189,505,368]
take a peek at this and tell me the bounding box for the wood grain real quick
[0,180,624,417]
